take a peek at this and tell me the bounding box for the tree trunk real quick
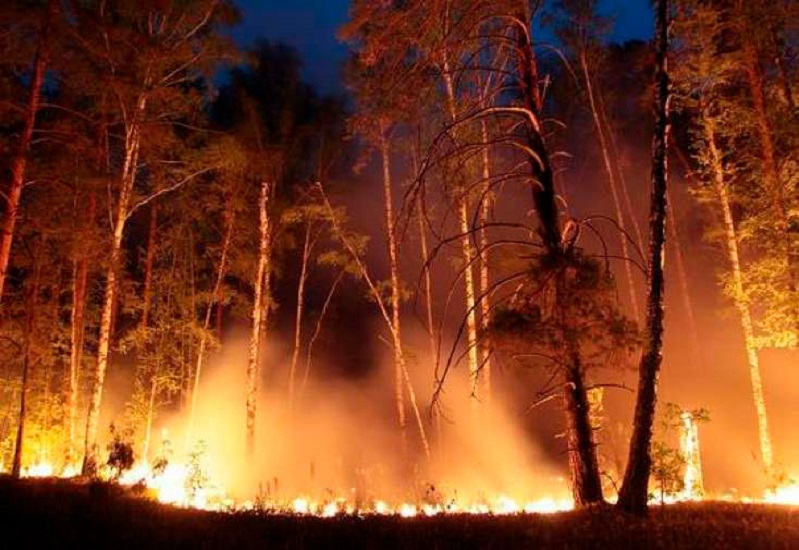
[458,198,481,405]
[288,221,313,409]
[511,11,606,506]
[82,94,147,476]
[600,94,645,251]
[478,118,493,402]
[11,243,44,477]
[440,65,483,408]
[704,113,773,473]
[379,129,406,438]
[666,188,703,365]
[617,0,670,515]
[187,208,234,445]
[0,0,53,304]
[141,204,158,329]
[301,269,345,394]
[67,192,95,466]
[142,375,157,463]
[317,183,430,459]
[246,181,272,457]
[563,355,604,506]
[581,52,641,323]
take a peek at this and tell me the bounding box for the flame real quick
[9,442,797,514]
[764,480,799,506]
[22,462,54,478]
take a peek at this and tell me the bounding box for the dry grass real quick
[1,476,797,549]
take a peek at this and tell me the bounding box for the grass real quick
[0,476,797,549]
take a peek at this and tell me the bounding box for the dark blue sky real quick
[232,0,653,93]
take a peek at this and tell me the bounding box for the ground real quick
[1,477,797,549]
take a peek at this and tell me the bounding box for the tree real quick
[68,0,235,475]
[616,0,671,516]
[0,0,56,305]
[547,0,643,322]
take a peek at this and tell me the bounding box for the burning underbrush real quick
[5,341,799,517]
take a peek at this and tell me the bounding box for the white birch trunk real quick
[246,181,272,457]
[705,115,773,473]
[82,93,147,475]
[379,130,406,436]
[581,53,640,322]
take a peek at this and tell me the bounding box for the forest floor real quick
[1,476,797,549]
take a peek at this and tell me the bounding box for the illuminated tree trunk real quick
[581,52,640,322]
[563,354,603,506]
[512,9,603,506]
[67,192,95,466]
[288,221,313,409]
[379,129,407,438]
[82,94,147,475]
[441,66,482,407]
[187,208,234,444]
[0,1,53,304]
[704,113,773,473]
[478,118,492,401]
[246,181,272,457]
[416,192,441,440]
[11,245,44,478]
[617,0,670,515]
[458,199,481,403]
[318,183,429,459]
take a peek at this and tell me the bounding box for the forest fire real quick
[1,1,797,548]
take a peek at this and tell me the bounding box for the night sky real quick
[232,0,654,93]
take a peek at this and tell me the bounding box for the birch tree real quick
[67,0,234,474]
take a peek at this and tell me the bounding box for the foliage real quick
[106,424,135,480]
[649,402,710,504]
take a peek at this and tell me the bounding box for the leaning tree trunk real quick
[318,183,430,459]
[666,188,703,366]
[82,94,146,476]
[616,0,671,516]
[379,129,407,440]
[246,181,272,457]
[581,51,641,323]
[704,113,773,473]
[288,220,313,409]
[0,1,53,304]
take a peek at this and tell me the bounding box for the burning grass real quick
[1,476,798,549]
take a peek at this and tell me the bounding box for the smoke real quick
[142,328,570,504]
